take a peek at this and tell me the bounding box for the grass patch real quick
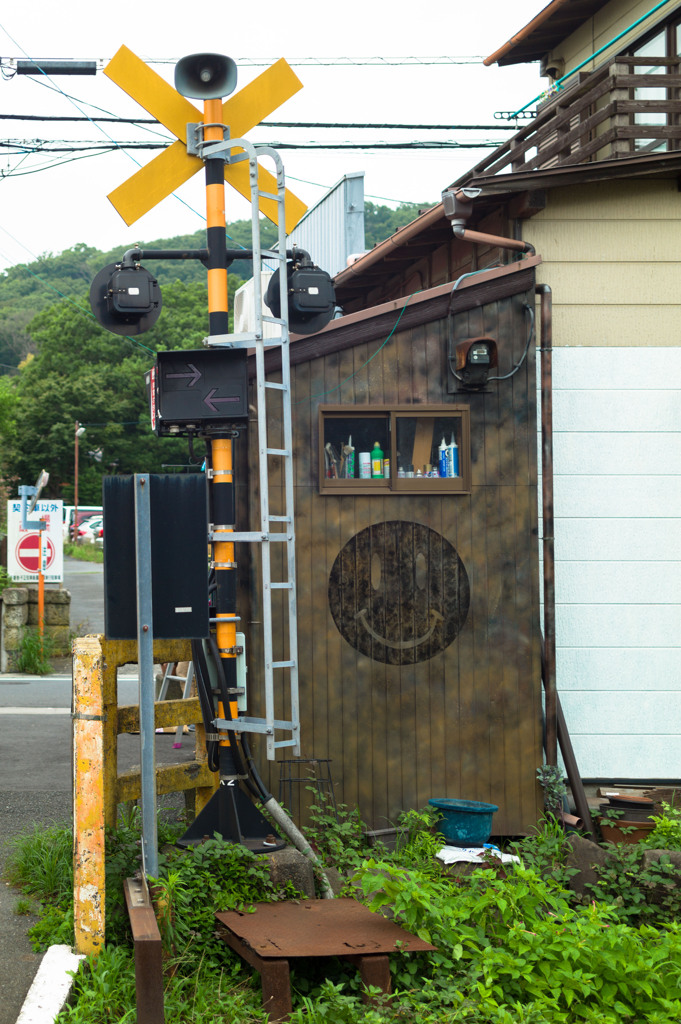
[8,810,681,1023]
[64,542,103,564]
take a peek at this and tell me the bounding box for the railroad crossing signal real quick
[103,45,307,232]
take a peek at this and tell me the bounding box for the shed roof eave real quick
[484,0,612,67]
[283,256,541,372]
[456,149,681,194]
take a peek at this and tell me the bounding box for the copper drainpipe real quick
[536,283,595,839]
[452,224,535,256]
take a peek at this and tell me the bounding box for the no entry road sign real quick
[7,499,63,583]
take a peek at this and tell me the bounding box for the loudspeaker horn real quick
[174,53,238,100]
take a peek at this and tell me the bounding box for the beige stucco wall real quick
[522,176,681,346]
[548,0,675,77]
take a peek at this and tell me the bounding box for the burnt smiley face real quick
[328,521,470,665]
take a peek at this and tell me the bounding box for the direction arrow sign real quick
[149,349,249,435]
[104,46,307,232]
[166,363,202,387]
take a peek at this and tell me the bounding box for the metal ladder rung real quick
[270,582,293,590]
[267,515,290,522]
[265,447,289,456]
[258,189,279,202]
[272,660,296,669]
[264,381,288,391]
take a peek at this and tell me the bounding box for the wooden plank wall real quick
[239,282,543,836]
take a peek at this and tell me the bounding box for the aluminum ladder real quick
[203,136,300,761]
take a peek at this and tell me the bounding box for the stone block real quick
[46,626,71,656]
[4,604,28,628]
[263,847,316,899]
[26,586,71,606]
[2,587,29,606]
[3,627,24,651]
[566,832,609,896]
[28,603,69,626]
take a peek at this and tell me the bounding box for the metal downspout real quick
[537,284,557,766]
[536,283,595,839]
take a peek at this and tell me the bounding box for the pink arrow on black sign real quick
[204,389,240,413]
[165,363,201,387]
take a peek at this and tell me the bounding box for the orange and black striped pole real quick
[203,96,240,797]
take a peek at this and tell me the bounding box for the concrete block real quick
[2,587,29,606]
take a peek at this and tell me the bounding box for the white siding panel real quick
[553,476,681,518]
[561,690,681,735]
[551,391,681,432]
[555,562,681,604]
[551,519,681,562]
[548,347,681,390]
[552,433,681,476]
[562,735,681,780]
[555,605,681,648]
[557,647,681,690]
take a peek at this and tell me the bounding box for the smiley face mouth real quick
[355,608,444,650]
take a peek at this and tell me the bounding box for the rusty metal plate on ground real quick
[215,898,435,958]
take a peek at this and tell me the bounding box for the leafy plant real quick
[15,625,54,674]
[536,764,566,818]
[645,801,681,850]
[0,564,13,595]
[305,790,367,873]
[509,816,579,890]
[14,897,34,916]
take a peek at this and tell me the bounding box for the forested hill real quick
[0,200,429,370]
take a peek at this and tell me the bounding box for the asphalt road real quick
[0,557,194,1023]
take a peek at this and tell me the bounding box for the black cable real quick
[190,638,219,773]
[205,633,258,797]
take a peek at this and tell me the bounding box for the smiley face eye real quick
[371,552,382,590]
[415,551,427,590]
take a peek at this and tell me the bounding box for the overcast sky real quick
[0,0,546,273]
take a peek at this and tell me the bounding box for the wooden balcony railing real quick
[469,56,681,178]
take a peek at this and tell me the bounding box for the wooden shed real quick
[238,257,544,836]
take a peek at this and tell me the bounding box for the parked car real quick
[63,505,102,540]
[78,515,103,546]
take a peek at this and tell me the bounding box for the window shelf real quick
[319,405,471,495]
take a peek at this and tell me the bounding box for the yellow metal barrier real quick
[72,634,218,955]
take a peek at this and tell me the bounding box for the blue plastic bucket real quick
[428,798,499,846]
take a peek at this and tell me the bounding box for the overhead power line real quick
[0,139,503,156]
[0,113,517,131]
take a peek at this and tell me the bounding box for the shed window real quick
[319,405,471,495]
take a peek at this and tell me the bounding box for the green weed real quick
[15,625,54,674]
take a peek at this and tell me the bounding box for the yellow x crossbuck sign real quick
[104,45,307,233]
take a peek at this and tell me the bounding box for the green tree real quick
[2,280,212,499]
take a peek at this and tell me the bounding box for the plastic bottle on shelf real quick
[438,437,447,478]
[447,434,459,477]
[371,442,384,478]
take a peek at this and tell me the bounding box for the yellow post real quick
[72,636,106,956]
